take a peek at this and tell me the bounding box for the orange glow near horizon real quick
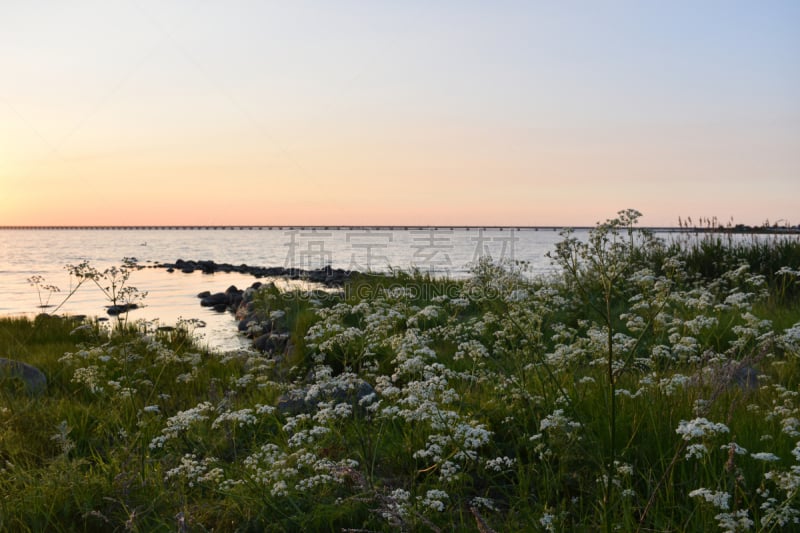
[1,3,797,228]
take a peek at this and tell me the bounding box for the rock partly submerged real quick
[159,259,353,286]
[107,303,139,315]
[195,280,295,355]
[188,260,353,354]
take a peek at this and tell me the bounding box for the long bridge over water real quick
[1,225,797,234]
[0,225,688,232]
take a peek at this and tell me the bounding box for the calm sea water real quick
[0,228,568,351]
[6,227,790,351]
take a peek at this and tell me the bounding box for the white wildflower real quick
[685,443,709,460]
[484,456,516,472]
[539,511,556,532]
[715,509,754,532]
[383,488,411,519]
[470,496,497,511]
[721,442,748,455]
[751,452,781,462]
[149,402,213,449]
[212,408,257,429]
[676,417,730,441]
[689,488,730,510]
[420,489,449,512]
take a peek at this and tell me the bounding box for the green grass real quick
[2,217,800,531]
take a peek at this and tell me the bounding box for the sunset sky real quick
[1,1,798,227]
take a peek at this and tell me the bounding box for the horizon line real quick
[1,225,798,233]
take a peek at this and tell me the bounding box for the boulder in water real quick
[107,303,139,315]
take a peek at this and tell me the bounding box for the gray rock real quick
[277,388,308,416]
[107,303,139,315]
[276,379,375,416]
[0,357,47,395]
[697,362,761,391]
[200,292,229,307]
[733,365,759,390]
[253,333,288,353]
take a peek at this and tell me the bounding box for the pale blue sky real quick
[1,1,798,226]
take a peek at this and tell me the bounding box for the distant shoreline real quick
[1,225,798,234]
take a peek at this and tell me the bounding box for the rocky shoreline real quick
[162,258,354,355]
[192,279,376,415]
[196,281,300,357]
[155,259,353,286]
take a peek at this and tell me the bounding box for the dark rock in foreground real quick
[277,379,375,416]
[0,357,47,395]
[253,333,288,353]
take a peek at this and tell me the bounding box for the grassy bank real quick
[2,211,800,532]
